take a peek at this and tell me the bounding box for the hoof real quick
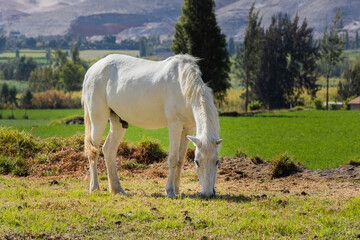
[111,187,127,196]
[89,185,100,193]
[166,190,177,199]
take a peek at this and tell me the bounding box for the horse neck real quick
[191,95,219,144]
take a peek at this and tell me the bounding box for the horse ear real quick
[187,136,201,148]
[214,138,223,145]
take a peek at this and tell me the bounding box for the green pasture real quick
[0,109,359,169]
[0,49,139,64]
[0,176,360,239]
[0,49,47,64]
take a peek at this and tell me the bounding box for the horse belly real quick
[108,90,169,129]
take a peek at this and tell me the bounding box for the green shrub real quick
[267,152,302,178]
[248,100,262,111]
[343,95,357,110]
[330,104,338,110]
[0,155,31,176]
[0,127,42,158]
[0,155,13,174]
[313,98,324,110]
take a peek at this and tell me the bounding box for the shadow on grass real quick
[149,192,252,203]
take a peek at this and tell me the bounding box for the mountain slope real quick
[0,0,359,40]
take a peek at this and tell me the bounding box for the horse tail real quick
[84,102,97,159]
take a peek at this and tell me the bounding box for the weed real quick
[268,152,302,178]
[235,149,247,158]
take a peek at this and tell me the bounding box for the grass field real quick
[0,175,359,239]
[0,49,140,64]
[0,109,359,170]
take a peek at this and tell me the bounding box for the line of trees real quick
[233,4,352,110]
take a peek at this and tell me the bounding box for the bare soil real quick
[27,148,360,198]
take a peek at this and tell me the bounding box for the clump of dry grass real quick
[268,152,303,179]
[117,138,167,165]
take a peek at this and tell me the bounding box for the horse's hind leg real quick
[87,107,109,193]
[103,111,127,195]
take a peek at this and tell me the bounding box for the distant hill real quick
[0,0,359,41]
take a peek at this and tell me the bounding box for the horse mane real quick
[172,54,220,147]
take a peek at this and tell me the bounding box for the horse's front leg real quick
[165,120,183,198]
[174,126,195,195]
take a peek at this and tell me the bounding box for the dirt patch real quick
[24,149,360,197]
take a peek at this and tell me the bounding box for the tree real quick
[356,31,359,49]
[46,49,52,65]
[21,89,33,118]
[28,66,57,92]
[71,43,80,64]
[14,56,37,81]
[320,8,345,110]
[254,13,319,109]
[1,83,9,105]
[171,0,230,101]
[59,62,85,91]
[235,2,264,111]
[227,37,235,56]
[338,60,360,100]
[0,35,6,51]
[8,86,17,118]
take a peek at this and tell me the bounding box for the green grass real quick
[0,109,359,169]
[0,176,359,239]
[0,49,47,64]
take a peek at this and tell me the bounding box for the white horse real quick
[82,54,222,198]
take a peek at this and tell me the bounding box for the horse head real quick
[188,136,223,198]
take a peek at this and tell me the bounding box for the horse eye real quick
[195,160,200,168]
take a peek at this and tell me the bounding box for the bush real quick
[0,127,42,158]
[343,95,357,110]
[267,152,303,178]
[313,98,324,110]
[248,100,262,111]
[32,90,82,109]
[0,155,30,176]
[330,104,338,110]
[117,138,167,165]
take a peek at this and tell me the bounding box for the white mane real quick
[172,54,220,149]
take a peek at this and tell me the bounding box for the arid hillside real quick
[0,0,359,41]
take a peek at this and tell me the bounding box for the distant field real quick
[0,49,140,64]
[0,49,47,64]
[0,109,359,169]
[79,50,139,60]
[0,80,29,93]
